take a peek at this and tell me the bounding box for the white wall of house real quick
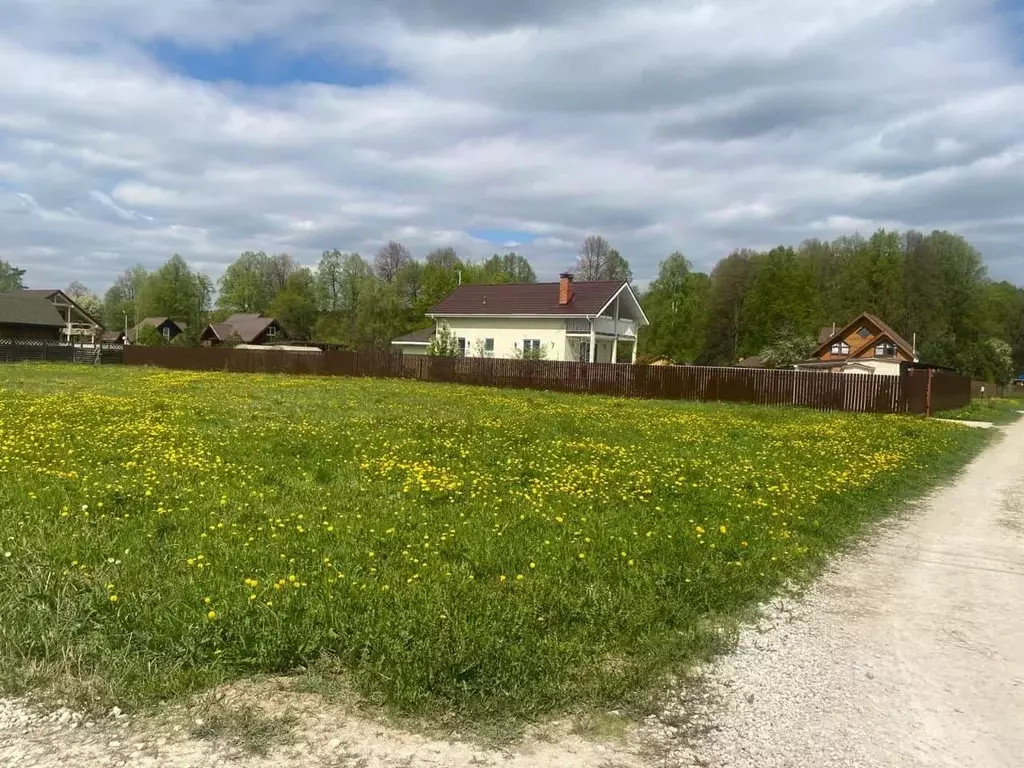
[437,317,570,360]
[852,359,902,376]
[393,343,429,356]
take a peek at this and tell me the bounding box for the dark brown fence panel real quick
[929,370,972,414]
[121,346,974,416]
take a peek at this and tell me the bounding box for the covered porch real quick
[564,284,647,364]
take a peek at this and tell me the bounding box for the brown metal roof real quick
[392,327,434,344]
[428,281,627,317]
[203,315,282,343]
[815,312,915,359]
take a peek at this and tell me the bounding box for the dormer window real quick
[830,341,850,355]
[875,341,897,357]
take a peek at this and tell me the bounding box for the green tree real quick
[640,252,709,363]
[760,333,818,368]
[217,251,274,314]
[103,266,148,330]
[427,322,460,357]
[701,250,757,364]
[65,281,103,323]
[134,324,165,347]
[576,236,632,281]
[740,246,818,356]
[316,250,346,312]
[417,249,464,316]
[373,241,412,283]
[139,254,209,334]
[269,268,319,340]
[479,253,537,284]
[0,259,26,292]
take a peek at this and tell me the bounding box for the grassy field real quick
[936,396,1023,425]
[0,363,987,723]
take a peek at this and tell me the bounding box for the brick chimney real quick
[559,272,574,306]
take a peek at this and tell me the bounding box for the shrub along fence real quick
[121,346,970,416]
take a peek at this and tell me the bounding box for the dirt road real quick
[2,420,1022,767]
[656,418,1024,767]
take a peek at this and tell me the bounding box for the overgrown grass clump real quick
[0,364,986,721]
[936,396,1023,425]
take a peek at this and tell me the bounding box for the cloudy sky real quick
[1,0,1023,292]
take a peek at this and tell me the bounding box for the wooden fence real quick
[0,339,124,365]
[121,346,972,416]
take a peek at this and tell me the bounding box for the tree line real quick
[1,229,1019,381]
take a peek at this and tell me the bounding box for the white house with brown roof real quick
[392,274,648,363]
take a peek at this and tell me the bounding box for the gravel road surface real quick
[2,420,1022,767]
[654,418,1024,767]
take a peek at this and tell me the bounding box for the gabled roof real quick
[392,327,434,345]
[0,294,66,327]
[202,315,283,343]
[2,289,103,328]
[135,317,187,331]
[814,312,915,359]
[428,280,642,320]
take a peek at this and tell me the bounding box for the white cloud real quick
[0,0,1022,295]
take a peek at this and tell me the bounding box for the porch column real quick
[588,318,596,363]
[632,339,638,364]
[611,297,619,364]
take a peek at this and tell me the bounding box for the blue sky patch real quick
[468,229,537,247]
[148,38,396,87]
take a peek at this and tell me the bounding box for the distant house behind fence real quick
[392,273,649,363]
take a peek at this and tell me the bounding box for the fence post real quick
[925,368,934,417]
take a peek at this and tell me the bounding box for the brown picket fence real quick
[120,346,971,416]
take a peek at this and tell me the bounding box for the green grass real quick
[935,397,1024,425]
[0,363,988,724]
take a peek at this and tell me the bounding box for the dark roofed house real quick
[1,289,103,342]
[129,317,187,344]
[392,273,648,362]
[200,314,286,345]
[0,294,67,340]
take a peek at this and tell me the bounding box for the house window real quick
[266,325,278,338]
[523,339,541,354]
[483,338,494,357]
[457,337,467,356]
[858,327,871,338]
[830,341,850,355]
[162,326,171,339]
[578,340,591,362]
[875,341,897,357]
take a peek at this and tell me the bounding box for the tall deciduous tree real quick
[103,266,148,330]
[270,268,319,340]
[65,281,103,323]
[138,254,209,337]
[373,241,412,283]
[700,250,756,364]
[640,252,709,363]
[479,253,537,284]
[740,246,818,356]
[576,236,632,281]
[218,251,274,314]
